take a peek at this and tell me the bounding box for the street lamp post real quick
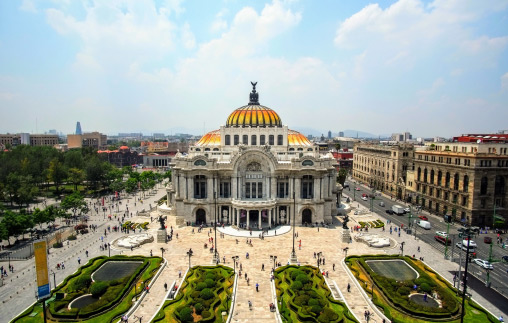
[231,256,239,273]
[214,191,218,263]
[160,247,166,258]
[316,252,322,269]
[290,191,297,264]
[460,231,473,323]
[400,242,405,256]
[108,243,111,257]
[50,271,56,290]
[270,255,278,270]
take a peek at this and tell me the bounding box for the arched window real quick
[277,135,283,145]
[269,135,274,145]
[225,135,231,145]
[301,175,313,199]
[495,175,505,195]
[463,175,469,192]
[234,135,239,145]
[417,167,421,181]
[480,177,488,195]
[423,168,428,183]
[251,135,257,145]
[430,170,434,184]
[445,172,450,188]
[194,175,207,199]
[437,171,442,186]
[453,173,459,190]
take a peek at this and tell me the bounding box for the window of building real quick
[219,180,230,198]
[423,168,428,183]
[277,135,283,145]
[243,135,248,145]
[444,191,449,201]
[445,172,450,188]
[429,187,433,196]
[260,135,265,145]
[437,171,442,186]
[463,175,469,192]
[453,173,459,190]
[251,135,257,145]
[234,135,239,145]
[462,196,467,206]
[417,167,421,181]
[301,175,313,199]
[495,175,505,195]
[269,135,274,145]
[194,175,207,199]
[480,198,486,208]
[480,177,488,195]
[436,189,441,198]
[225,135,230,145]
[277,177,289,198]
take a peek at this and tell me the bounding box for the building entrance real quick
[250,210,259,229]
[196,208,206,225]
[302,209,312,224]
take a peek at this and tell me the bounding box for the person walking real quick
[78,257,81,265]
[255,283,259,292]
[347,283,351,292]
[164,282,168,291]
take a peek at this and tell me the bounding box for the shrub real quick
[420,282,432,293]
[318,313,331,323]
[67,235,77,241]
[201,310,211,318]
[290,269,305,280]
[204,278,215,288]
[179,307,193,322]
[53,242,63,248]
[194,302,204,314]
[296,274,310,285]
[291,281,303,291]
[308,298,320,306]
[311,305,323,314]
[70,274,92,291]
[294,294,310,306]
[90,281,108,297]
[205,272,216,280]
[200,288,214,300]
[398,286,411,296]
[196,282,207,291]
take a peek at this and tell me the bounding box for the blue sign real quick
[38,284,50,299]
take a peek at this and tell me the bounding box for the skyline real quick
[1,0,508,138]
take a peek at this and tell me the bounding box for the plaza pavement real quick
[2,183,505,322]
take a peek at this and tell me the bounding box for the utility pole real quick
[486,243,493,288]
[444,217,451,259]
[460,233,472,323]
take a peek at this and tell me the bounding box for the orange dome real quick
[119,145,129,150]
[288,130,312,146]
[226,105,282,127]
[195,130,221,146]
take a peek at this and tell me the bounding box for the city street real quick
[344,179,508,301]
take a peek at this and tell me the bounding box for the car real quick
[386,210,394,215]
[473,259,494,270]
[418,215,428,221]
[343,184,349,188]
[435,235,451,245]
[494,228,504,234]
[502,255,508,263]
[355,187,361,191]
[435,231,448,238]
[379,201,385,207]
[404,207,411,213]
[361,196,368,201]
[484,237,493,244]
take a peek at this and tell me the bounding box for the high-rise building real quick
[328,130,332,139]
[339,131,344,137]
[75,122,82,135]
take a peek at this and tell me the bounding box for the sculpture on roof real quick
[249,82,259,105]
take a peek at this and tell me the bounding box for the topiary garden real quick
[346,254,500,323]
[274,265,358,322]
[152,265,234,322]
[13,255,163,323]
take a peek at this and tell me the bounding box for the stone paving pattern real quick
[1,181,506,322]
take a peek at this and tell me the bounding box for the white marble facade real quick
[167,84,339,228]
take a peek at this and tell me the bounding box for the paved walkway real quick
[217,225,291,237]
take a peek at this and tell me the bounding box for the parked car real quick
[386,210,394,215]
[502,255,508,263]
[435,231,448,238]
[361,196,368,201]
[435,235,451,245]
[473,259,494,270]
[484,237,493,244]
[418,215,428,221]
[404,207,411,213]
[355,187,361,191]
[379,201,385,207]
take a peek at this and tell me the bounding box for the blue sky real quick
[1,0,507,138]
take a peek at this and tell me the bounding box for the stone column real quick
[269,208,272,226]
[236,208,240,226]
[247,210,250,229]
[259,210,262,228]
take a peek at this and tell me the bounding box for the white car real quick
[361,196,368,201]
[404,207,411,213]
[473,259,494,270]
[435,231,448,238]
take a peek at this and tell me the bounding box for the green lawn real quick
[346,255,500,323]
[151,265,234,322]
[275,265,358,323]
[13,255,162,323]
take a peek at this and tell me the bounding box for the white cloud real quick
[211,9,229,33]
[19,0,37,13]
[502,72,508,90]
[181,23,195,49]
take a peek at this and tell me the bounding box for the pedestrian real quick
[179,270,182,278]
[347,283,350,292]
[164,282,168,291]
[150,250,153,257]
[78,257,81,265]
[262,264,265,271]
[256,283,259,292]
[85,250,88,257]
[417,246,420,252]
[333,263,335,271]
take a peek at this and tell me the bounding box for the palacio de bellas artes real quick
[165,83,340,229]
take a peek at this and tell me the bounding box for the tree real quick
[85,156,106,192]
[61,192,87,218]
[2,211,23,244]
[48,158,67,196]
[33,207,56,229]
[16,178,39,209]
[5,173,20,206]
[337,168,348,186]
[64,149,84,169]
[68,168,85,191]
[125,177,138,193]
